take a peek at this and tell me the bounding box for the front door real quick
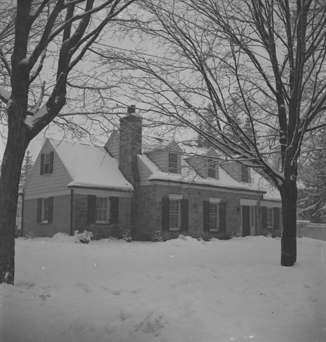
[242,206,250,236]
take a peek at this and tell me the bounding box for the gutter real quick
[70,189,74,236]
[68,184,134,192]
[148,178,266,194]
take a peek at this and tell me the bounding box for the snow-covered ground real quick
[1,235,325,342]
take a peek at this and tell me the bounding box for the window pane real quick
[43,153,52,174]
[96,197,108,222]
[208,158,217,178]
[168,153,178,173]
[208,203,219,231]
[169,199,180,229]
[241,165,250,182]
[42,199,49,222]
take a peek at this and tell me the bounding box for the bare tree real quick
[0,0,137,284]
[95,0,326,266]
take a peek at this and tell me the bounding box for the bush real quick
[74,230,93,244]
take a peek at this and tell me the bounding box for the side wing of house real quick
[137,149,268,240]
[23,139,73,237]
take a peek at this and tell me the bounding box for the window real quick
[168,152,179,173]
[87,196,119,225]
[240,164,250,182]
[207,158,219,178]
[96,197,110,223]
[169,199,181,230]
[267,208,273,229]
[40,151,54,175]
[208,202,220,232]
[37,197,53,224]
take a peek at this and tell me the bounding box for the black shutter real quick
[37,198,42,223]
[261,206,267,229]
[219,202,226,232]
[40,153,44,175]
[110,197,119,224]
[161,196,169,231]
[203,200,209,232]
[181,199,189,232]
[49,151,54,173]
[48,197,54,223]
[87,195,96,224]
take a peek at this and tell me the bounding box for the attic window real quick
[168,152,179,173]
[40,151,54,175]
[207,158,219,178]
[240,164,250,182]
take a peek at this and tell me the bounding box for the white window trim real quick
[168,194,183,200]
[209,197,221,204]
[240,199,257,206]
[260,200,282,208]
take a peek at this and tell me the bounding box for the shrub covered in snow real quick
[74,230,93,244]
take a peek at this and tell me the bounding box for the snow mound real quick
[1,237,325,342]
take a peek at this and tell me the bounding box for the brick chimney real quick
[119,105,142,185]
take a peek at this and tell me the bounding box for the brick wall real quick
[134,182,263,240]
[23,195,71,237]
[119,114,142,185]
[72,194,132,239]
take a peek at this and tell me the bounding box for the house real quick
[23,107,282,240]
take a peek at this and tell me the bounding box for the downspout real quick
[70,189,74,236]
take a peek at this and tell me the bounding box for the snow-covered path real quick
[1,236,325,342]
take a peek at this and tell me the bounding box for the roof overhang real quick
[68,183,133,197]
[148,178,266,194]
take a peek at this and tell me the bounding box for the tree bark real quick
[0,103,29,284]
[280,178,297,266]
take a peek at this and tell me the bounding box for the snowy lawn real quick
[1,235,326,342]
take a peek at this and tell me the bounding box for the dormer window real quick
[168,152,179,173]
[240,164,250,182]
[207,158,219,178]
[40,151,54,175]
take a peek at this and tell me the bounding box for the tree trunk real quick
[0,110,29,284]
[280,179,297,266]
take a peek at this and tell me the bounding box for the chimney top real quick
[127,105,136,114]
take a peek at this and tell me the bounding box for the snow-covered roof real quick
[48,139,133,192]
[138,154,279,195]
[250,171,281,201]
